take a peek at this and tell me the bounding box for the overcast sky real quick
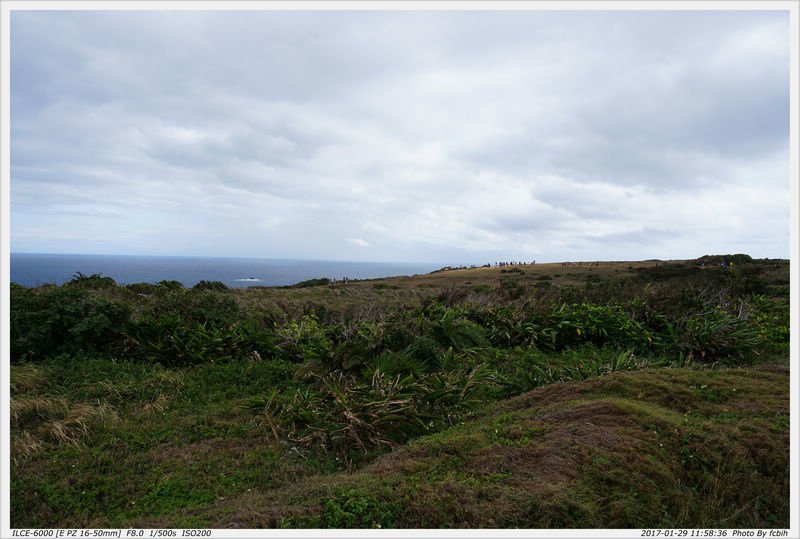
[10,9,791,263]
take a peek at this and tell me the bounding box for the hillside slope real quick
[143,365,789,529]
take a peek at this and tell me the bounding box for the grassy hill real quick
[184,366,790,529]
[9,256,791,528]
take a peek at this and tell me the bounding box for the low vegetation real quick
[9,256,790,528]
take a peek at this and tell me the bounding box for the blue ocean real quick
[10,253,443,288]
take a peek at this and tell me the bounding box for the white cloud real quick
[346,238,371,248]
[9,10,790,262]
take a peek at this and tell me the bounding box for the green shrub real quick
[125,282,157,295]
[281,489,397,528]
[545,303,653,352]
[748,295,790,353]
[697,254,754,265]
[499,278,526,299]
[469,306,524,348]
[276,314,332,363]
[10,286,131,362]
[364,350,428,378]
[192,280,229,291]
[65,272,117,289]
[404,335,440,365]
[495,346,650,397]
[431,309,489,351]
[141,289,240,327]
[156,280,184,291]
[668,308,760,363]
[125,316,258,366]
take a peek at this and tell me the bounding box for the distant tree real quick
[157,280,184,290]
[697,254,753,265]
[66,272,117,289]
[193,280,229,291]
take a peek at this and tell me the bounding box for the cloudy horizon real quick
[10,9,791,264]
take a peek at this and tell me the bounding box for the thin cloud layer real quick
[10,10,790,263]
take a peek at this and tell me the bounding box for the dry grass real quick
[10,396,69,426]
[10,396,119,461]
[88,369,185,413]
[225,259,710,323]
[141,393,170,415]
[10,364,50,393]
[10,431,44,463]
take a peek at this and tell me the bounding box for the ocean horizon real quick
[10,253,445,288]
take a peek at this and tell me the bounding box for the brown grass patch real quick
[10,397,119,461]
[144,437,264,466]
[10,364,50,393]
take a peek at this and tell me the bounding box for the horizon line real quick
[10,251,786,264]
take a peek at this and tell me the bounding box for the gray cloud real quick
[9,10,790,262]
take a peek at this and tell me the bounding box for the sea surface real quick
[10,253,443,288]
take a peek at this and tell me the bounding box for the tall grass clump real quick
[10,396,119,460]
[245,363,496,465]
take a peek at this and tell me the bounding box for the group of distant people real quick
[444,259,609,269]
[495,260,535,267]
[697,261,734,269]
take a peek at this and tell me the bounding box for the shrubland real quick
[9,257,790,528]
